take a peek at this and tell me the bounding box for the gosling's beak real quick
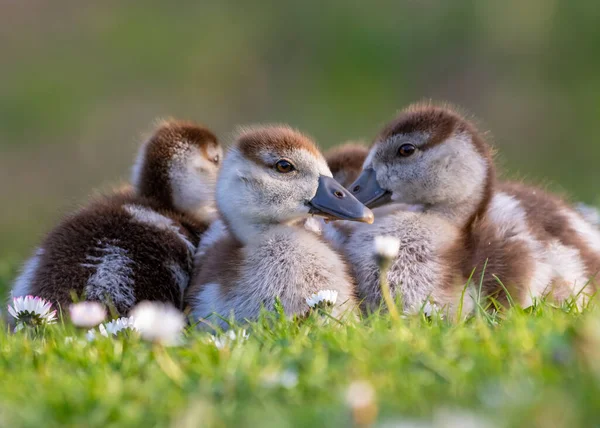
[349,168,392,208]
[308,175,374,224]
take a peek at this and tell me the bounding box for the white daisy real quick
[102,317,137,336]
[422,301,442,318]
[374,235,400,260]
[130,301,185,346]
[209,329,249,349]
[8,295,57,331]
[69,301,106,328]
[306,290,338,308]
[86,316,137,341]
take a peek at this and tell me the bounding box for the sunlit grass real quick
[1,278,600,427]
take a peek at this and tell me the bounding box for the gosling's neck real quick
[220,209,306,246]
[422,165,495,230]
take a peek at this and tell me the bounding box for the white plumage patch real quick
[489,193,590,306]
[563,209,600,254]
[124,204,195,252]
[11,247,44,299]
[488,193,554,303]
[81,241,136,310]
[487,193,531,237]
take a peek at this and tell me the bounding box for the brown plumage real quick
[471,181,600,305]
[10,120,222,316]
[324,142,369,188]
[185,126,367,329]
[237,125,320,167]
[351,102,600,310]
[410,104,599,306]
[135,120,219,210]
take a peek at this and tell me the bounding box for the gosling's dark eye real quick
[398,143,416,157]
[212,155,220,164]
[275,159,295,173]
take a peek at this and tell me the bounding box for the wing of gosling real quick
[476,187,599,308]
[10,196,197,316]
[499,182,600,296]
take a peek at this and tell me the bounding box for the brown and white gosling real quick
[186,126,374,329]
[10,120,222,315]
[349,103,600,311]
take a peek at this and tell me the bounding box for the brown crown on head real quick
[151,119,219,156]
[324,142,368,188]
[378,102,497,226]
[236,125,320,166]
[136,119,220,208]
[377,102,491,157]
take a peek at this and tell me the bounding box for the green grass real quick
[2,276,600,428]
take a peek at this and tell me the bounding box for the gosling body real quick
[186,126,373,329]
[350,103,600,311]
[10,121,222,315]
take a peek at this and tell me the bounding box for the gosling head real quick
[351,103,495,225]
[131,119,222,222]
[325,142,369,188]
[217,126,374,242]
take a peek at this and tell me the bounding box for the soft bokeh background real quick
[1,0,599,268]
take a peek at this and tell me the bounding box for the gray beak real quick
[349,168,392,208]
[308,175,374,224]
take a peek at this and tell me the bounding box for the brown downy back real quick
[324,143,369,188]
[502,181,600,281]
[26,191,204,315]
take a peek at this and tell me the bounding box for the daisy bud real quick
[69,301,106,328]
[130,301,185,346]
[374,235,400,262]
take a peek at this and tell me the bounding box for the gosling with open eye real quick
[348,102,600,311]
[186,126,373,329]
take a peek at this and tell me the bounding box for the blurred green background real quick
[1,0,599,268]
